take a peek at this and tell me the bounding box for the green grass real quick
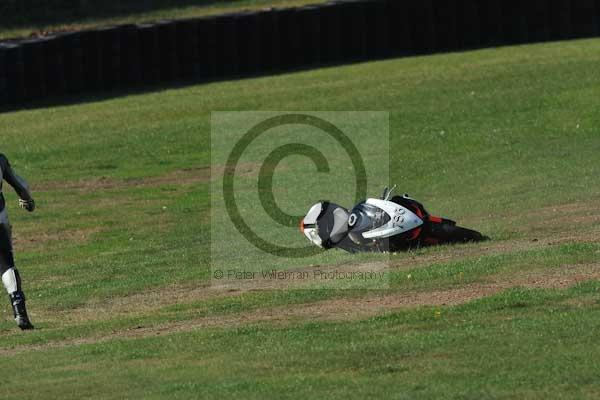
[0,37,599,398]
[5,284,600,399]
[0,0,327,40]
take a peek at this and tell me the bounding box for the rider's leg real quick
[0,212,34,330]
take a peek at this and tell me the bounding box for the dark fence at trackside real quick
[1,0,600,110]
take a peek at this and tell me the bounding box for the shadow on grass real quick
[0,58,379,114]
[1,0,251,32]
[0,41,534,114]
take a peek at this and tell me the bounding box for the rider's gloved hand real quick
[19,198,35,212]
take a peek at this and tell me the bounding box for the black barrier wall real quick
[3,0,600,109]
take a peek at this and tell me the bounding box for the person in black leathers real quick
[0,154,35,330]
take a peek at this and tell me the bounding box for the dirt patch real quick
[510,199,600,235]
[11,226,102,251]
[54,283,242,323]
[35,167,209,192]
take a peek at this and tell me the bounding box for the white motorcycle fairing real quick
[358,198,423,240]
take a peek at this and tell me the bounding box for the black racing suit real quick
[0,153,35,329]
[0,154,33,273]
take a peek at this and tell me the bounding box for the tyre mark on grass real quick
[26,227,600,324]
[1,262,598,356]
[210,230,600,291]
[34,167,209,191]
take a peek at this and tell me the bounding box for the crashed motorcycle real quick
[301,187,489,253]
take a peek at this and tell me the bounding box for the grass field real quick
[0,0,327,40]
[0,37,599,399]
